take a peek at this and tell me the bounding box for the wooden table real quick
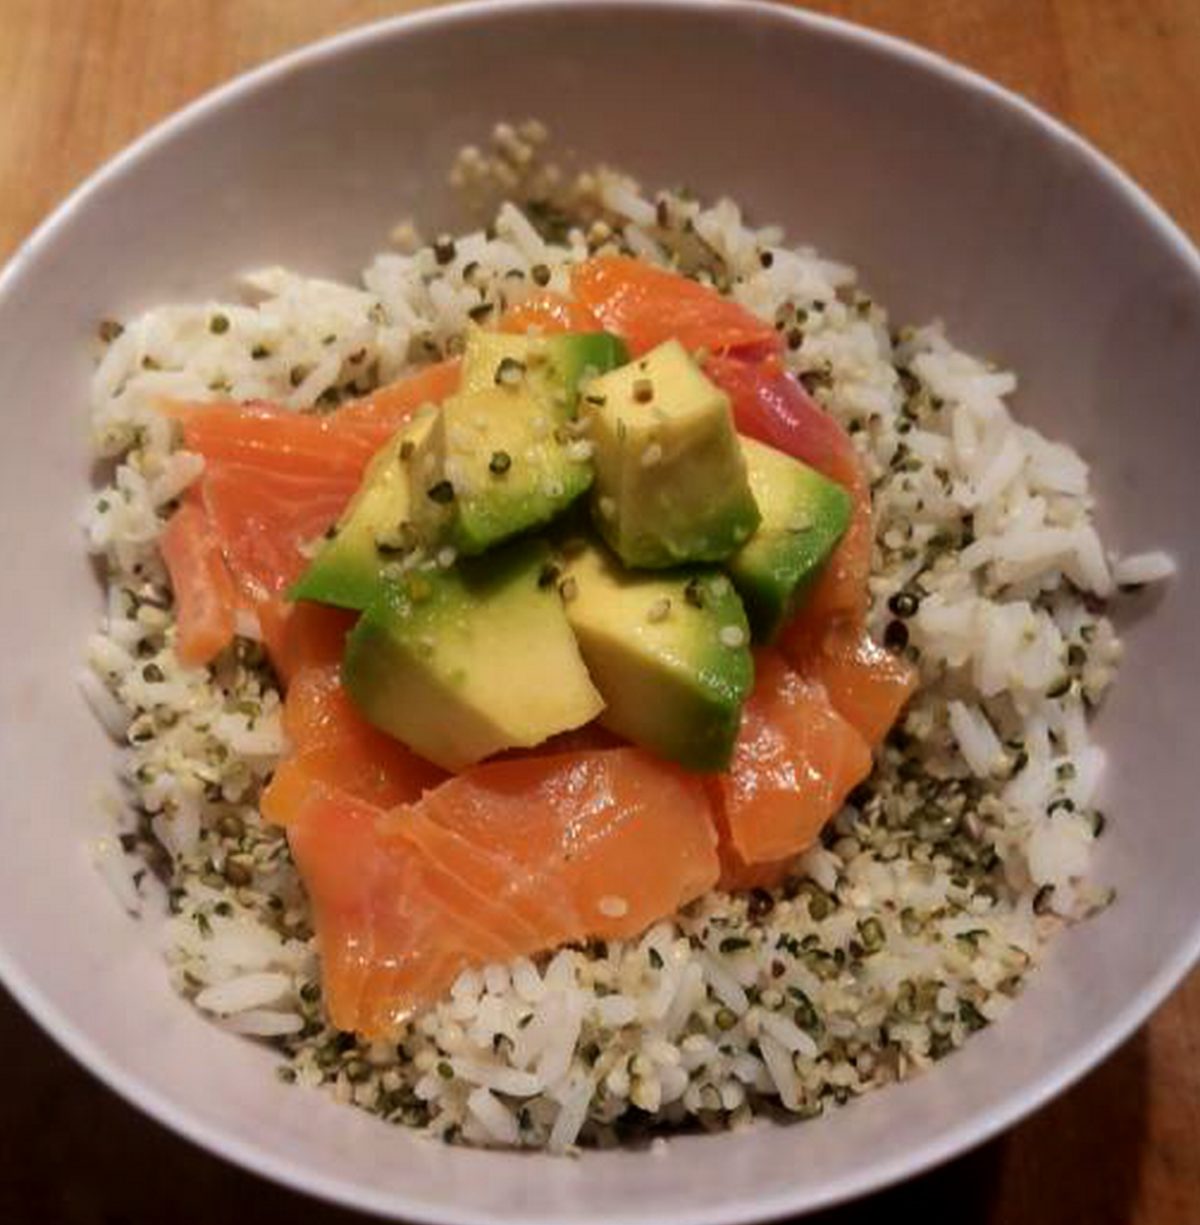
[1,2,1196,1222]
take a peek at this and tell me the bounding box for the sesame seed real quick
[598,495,617,520]
[566,439,594,462]
[719,625,746,648]
[640,443,664,468]
[436,546,457,569]
[598,895,629,918]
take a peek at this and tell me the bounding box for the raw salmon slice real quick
[279,664,355,750]
[262,740,445,826]
[711,649,872,875]
[167,401,378,479]
[710,804,794,894]
[262,658,447,824]
[707,353,873,633]
[158,361,460,669]
[159,498,238,668]
[284,748,719,1035]
[704,354,862,490]
[570,256,780,357]
[500,291,602,335]
[782,627,917,746]
[200,462,358,604]
[167,359,459,478]
[321,359,459,441]
[257,600,355,686]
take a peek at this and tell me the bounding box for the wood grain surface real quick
[0,2,1196,1223]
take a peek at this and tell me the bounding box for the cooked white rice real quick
[82,122,1167,1152]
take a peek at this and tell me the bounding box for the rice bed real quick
[82,122,1167,1152]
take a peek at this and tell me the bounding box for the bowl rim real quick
[2,1,1198,1221]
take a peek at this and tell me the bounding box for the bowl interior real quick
[1,3,1198,1222]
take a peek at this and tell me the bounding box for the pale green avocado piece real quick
[288,410,437,611]
[582,339,761,568]
[409,386,594,557]
[459,328,629,410]
[560,537,753,771]
[343,538,604,771]
[727,437,854,642]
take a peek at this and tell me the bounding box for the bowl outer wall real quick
[0,2,1197,1222]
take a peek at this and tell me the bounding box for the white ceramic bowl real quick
[2,2,1198,1220]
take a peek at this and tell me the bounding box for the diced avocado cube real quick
[727,437,854,641]
[561,537,753,771]
[459,328,629,410]
[583,339,761,568]
[343,538,604,771]
[288,410,436,610]
[409,386,594,556]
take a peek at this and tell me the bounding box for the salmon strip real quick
[166,359,460,479]
[197,462,360,604]
[158,360,461,667]
[257,600,354,686]
[262,658,446,824]
[159,499,238,666]
[285,748,719,1035]
[711,650,871,877]
[570,256,780,357]
[501,291,602,335]
[704,354,862,490]
[166,401,377,479]
[782,627,917,746]
[327,358,459,440]
[262,740,445,826]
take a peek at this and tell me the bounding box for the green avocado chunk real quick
[582,339,761,568]
[409,385,594,556]
[404,328,628,558]
[288,409,436,611]
[726,437,854,641]
[459,328,629,410]
[343,538,604,771]
[560,537,754,771]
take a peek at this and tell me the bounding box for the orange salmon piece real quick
[197,462,357,604]
[159,499,238,667]
[329,359,460,440]
[570,256,780,357]
[501,291,602,335]
[263,659,446,827]
[782,628,917,746]
[712,650,872,872]
[167,360,460,478]
[257,600,355,686]
[286,748,719,1035]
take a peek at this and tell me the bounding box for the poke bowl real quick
[1,2,1198,1222]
